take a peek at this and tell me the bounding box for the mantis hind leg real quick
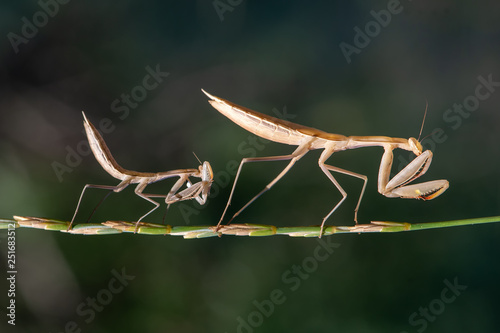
[68,179,131,231]
[218,142,311,230]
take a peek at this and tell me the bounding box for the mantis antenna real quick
[192,152,202,164]
[417,100,428,142]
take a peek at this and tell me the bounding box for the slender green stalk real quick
[0,215,498,239]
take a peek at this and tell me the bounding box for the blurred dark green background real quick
[1,1,499,332]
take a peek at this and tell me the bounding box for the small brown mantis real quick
[68,112,213,232]
[202,89,449,236]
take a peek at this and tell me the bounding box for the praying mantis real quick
[68,112,213,232]
[202,89,449,236]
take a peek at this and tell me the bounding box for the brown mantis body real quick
[202,90,449,236]
[68,112,213,232]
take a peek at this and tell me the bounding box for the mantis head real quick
[200,161,214,184]
[192,152,213,184]
[408,137,423,156]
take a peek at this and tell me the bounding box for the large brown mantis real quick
[68,112,213,232]
[202,89,449,236]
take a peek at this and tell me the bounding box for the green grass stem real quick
[0,215,498,239]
